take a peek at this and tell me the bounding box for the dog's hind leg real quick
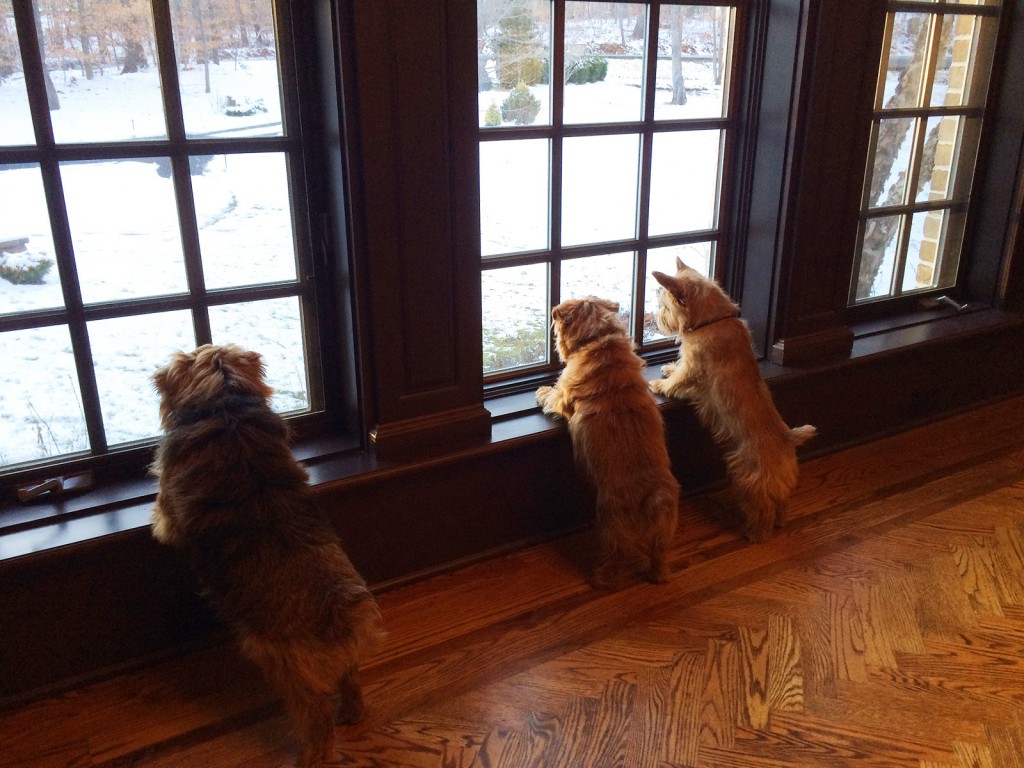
[335,665,365,725]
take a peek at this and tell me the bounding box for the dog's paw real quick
[660,363,677,377]
[649,378,666,395]
[536,385,552,405]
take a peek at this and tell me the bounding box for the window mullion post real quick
[633,4,659,345]
[12,0,108,455]
[150,0,210,346]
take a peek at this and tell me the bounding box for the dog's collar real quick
[171,394,267,427]
[685,311,741,333]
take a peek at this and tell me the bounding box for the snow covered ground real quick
[1,15,731,468]
[1,59,305,468]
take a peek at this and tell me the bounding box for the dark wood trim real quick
[3,314,1023,702]
[344,0,488,454]
[765,0,885,364]
[768,323,855,366]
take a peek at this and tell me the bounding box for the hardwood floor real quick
[3,395,1024,767]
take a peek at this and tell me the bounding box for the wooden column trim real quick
[766,0,886,366]
[344,0,489,453]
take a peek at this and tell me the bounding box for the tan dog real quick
[151,344,384,767]
[537,297,679,588]
[651,260,816,542]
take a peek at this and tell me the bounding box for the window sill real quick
[3,305,1021,567]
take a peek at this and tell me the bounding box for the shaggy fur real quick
[651,260,816,542]
[537,297,680,589]
[151,344,384,767]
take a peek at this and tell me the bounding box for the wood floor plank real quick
[3,395,1024,767]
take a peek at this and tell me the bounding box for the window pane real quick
[0,326,88,468]
[854,214,902,301]
[478,0,551,128]
[649,129,720,235]
[194,153,297,288]
[917,115,959,203]
[62,159,188,304]
[89,311,195,446]
[169,0,283,139]
[0,0,35,146]
[482,263,548,374]
[563,2,645,125]
[561,251,634,331]
[209,297,309,414]
[561,133,639,246]
[879,13,931,110]
[0,165,63,314]
[480,139,549,257]
[902,208,963,293]
[655,5,732,121]
[937,14,997,108]
[36,1,168,144]
[867,117,915,209]
[644,242,713,341]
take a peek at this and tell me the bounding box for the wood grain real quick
[2,394,1024,767]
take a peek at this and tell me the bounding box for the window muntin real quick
[478,1,739,380]
[0,0,321,478]
[850,1,1001,304]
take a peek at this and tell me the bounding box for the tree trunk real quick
[234,0,249,48]
[31,1,59,109]
[77,0,93,79]
[669,7,686,106]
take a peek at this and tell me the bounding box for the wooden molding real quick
[769,324,854,366]
[369,404,492,460]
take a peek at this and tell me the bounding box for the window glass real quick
[168,0,284,139]
[654,5,733,121]
[561,133,640,247]
[62,159,188,304]
[209,297,309,413]
[561,251,635,330]
[0,1,324,478]
[194,152,297,289]
[37,1,168,144]
[0,165,62,314]
[478,1,740,378]
[478,0,552,129]
[89,311,195,446]
[479,138,549,256]
[563,2,645,125]
[0,326,88,468]
[649,129,720,235]
[851,3,999,304]
[0,0,35,146]
[482,263,549,374]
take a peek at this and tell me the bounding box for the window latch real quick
[17,472,94,502]
[935,295,968,311]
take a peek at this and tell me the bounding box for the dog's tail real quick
[789,424,817,447]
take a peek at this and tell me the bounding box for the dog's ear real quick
[592,297,620,315]
[653,270,687,304]
[226,347,272,398]
[552,299,580,327]
[152,350,193,396]
[675,256,685,272]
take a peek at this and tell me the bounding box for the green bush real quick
[0,252,53,285]
[484,101,502,126]
[518,56,546,86]
[500,82,541,126]
[566,55,609,85]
